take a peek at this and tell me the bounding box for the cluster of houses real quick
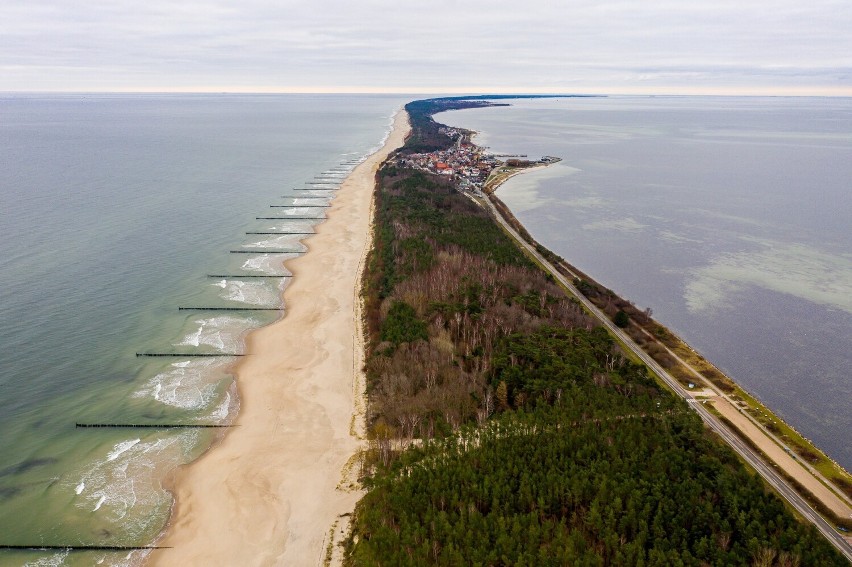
[400,127,503,192]
[399,126,561,193]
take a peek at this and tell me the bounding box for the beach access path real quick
[149,110,410,566]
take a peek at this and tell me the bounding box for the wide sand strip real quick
[709,397,851,519]
[150,110,410,566]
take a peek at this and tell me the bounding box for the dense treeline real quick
[352,405,839,566]
[364,170,600,440]
[404,99,508,153]
[346,100,844,565]
[404,96,598,154]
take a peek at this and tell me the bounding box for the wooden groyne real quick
[177,307,280,311]
[229,249,302,254]
[76,423,232,429]
[136,352,245,357]
[207,274,291,278]
[0,545,172,551]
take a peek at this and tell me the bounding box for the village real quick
[399,126,559,193]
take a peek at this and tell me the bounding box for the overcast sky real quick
[2,0,850,94]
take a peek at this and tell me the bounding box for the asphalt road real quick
[479,194,852,561]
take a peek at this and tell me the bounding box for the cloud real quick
[1,0,850,92]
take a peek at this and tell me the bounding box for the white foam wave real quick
[293,197,330,206]
[243,235,304,250]
[243,235,306,251]
[66,431,199,540]
[242,254,296,275]
[205,390,232,422]
[133,358,227,410]
[285,207,324,216]
[107,548,152,567]
[75,481,85,494]
[23,550,69,567]
[288,189,333,198]
[212,280,281,306]
[107,439,141,461]
[268,222,313,231]
[177,316,258,349]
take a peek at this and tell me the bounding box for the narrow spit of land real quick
[342,97,849,565]
[148,111,410,566]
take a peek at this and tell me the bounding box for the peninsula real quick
[146,97,850,566]
[343,97,851,564]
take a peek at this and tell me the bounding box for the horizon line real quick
[3,90,852,99]
[2,85,851,97]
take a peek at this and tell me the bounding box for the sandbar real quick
[148,110,410,566]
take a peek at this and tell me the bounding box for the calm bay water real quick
[0,93,407,566]
[441,96,852,472]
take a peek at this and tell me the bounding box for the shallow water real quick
[441,96,852,471]
[0,93,407,566]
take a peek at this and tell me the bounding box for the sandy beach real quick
[149,110,410,566]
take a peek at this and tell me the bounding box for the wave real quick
[65,431,200,539]
[107,439,141,462]
[177,315,259,349]
[292,197,330,206]
[241,253,297,275]
[213,280,284,307]
[23,549,69,567]
[133,358,229,411]
[242,234,307,251]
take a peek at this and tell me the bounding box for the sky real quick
[1,0,850,95]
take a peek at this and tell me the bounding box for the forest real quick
[344,99,845,565]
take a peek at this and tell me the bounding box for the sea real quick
[0,93,408,566]
[440,96,852,472]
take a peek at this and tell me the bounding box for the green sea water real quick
[0,93,407,566]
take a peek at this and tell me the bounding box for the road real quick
[478,193,852,561]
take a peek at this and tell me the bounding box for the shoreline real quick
[148,110,411,565]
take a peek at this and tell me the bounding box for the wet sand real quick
[149,110,410,566]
